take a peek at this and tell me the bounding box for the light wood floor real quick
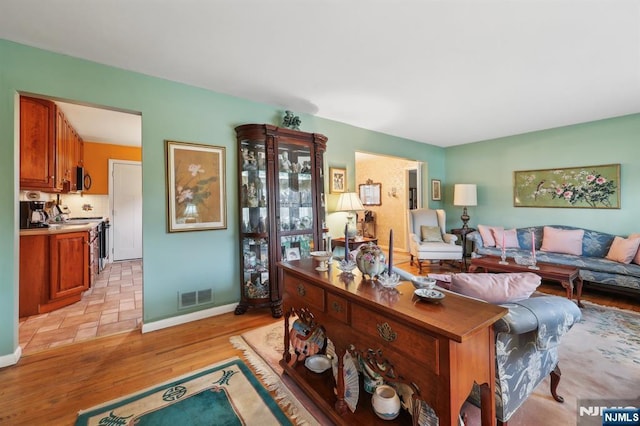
[1,258,637,425]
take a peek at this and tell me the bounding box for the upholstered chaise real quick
[407,208,463,273]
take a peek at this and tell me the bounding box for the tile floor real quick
[19,259,143,356]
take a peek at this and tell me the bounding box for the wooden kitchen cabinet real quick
[20,96,56,191]
[49,231,89,301]
[19,230,90,317]
[20,95,84,192]
[19,235,49,317]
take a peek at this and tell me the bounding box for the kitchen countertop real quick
[20,221,102,236]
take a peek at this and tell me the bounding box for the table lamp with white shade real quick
[336,192,365,238]
[453,184,477,230]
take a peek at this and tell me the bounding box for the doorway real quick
[17,95,143,355]
[109,160,143,261]
[354,151,423,255]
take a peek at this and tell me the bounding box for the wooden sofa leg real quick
[410,254,414,266]
[417,260,423,274]
[550,364,564,403]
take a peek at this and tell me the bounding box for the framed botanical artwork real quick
[166,140,227,232]
[329,167,346,193]
[431,179,441,201]
[513,163,620,208]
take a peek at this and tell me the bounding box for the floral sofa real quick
[393,268,582,424]
[467,295,582,423]
[467,225,640,298]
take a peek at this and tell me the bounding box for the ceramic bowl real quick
[310,251,332,262]
[304,354,332,373]
[411,276,436,290]
[414,288,445,302]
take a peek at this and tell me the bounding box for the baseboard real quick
[0,345,22,368]
[141,303,237,334]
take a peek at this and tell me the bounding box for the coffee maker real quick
[19,201,49,229]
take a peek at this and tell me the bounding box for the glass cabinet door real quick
[277,142,315,261]
[240,140,269,300]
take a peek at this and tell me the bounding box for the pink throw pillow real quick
[451,273,541,304]
[477,225,502,247]
[607,235,640,264]
[540,227,584,256]
[631,233,640,265]
[491,228,519,248]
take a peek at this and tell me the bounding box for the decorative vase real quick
[371,385,401,420]
[355,242,387,279]
[360,357,383,394]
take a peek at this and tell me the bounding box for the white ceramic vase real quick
[371,385,401,420]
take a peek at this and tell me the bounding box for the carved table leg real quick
[271,300,283,318]
[561,280,574,303]
[575,277,585,308]
[550,364,564,403]
[479,382,497,426]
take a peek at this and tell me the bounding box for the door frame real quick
[108,159,142,262]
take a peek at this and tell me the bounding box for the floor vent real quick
[178,288,214,310]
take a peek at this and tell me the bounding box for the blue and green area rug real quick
[75,357,313,425]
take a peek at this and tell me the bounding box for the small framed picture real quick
[286,247,301,261]
[329,167,346,193]
[431,179,441,201]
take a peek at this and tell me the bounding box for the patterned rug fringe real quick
[230,335,318,426]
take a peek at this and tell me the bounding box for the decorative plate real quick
[305,354,332,373]
[414,288,445,302]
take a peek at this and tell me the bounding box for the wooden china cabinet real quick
[234,124,327,318]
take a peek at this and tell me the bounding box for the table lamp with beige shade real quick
[453,184,477,230]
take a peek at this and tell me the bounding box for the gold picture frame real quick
[513,163,620,209]
[166,140,227,232]
[329,167,346,193]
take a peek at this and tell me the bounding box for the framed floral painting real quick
[513,164,620,209]
[166,140,227,232]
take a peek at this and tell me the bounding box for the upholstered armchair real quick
[467,295,582,425]
[407,208,463,273]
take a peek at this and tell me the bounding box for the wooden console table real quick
[278,259,507,425]
[469,255,584,307]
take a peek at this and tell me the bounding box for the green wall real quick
[443,114,640,235]
[0,39,444,360]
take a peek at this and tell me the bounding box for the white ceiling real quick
[2,0,639,147]
[55,102,141,147]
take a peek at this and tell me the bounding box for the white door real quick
[111,161,142,260]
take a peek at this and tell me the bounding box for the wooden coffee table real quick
[469,256,584,307]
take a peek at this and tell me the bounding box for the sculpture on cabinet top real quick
[282,110,301,130]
